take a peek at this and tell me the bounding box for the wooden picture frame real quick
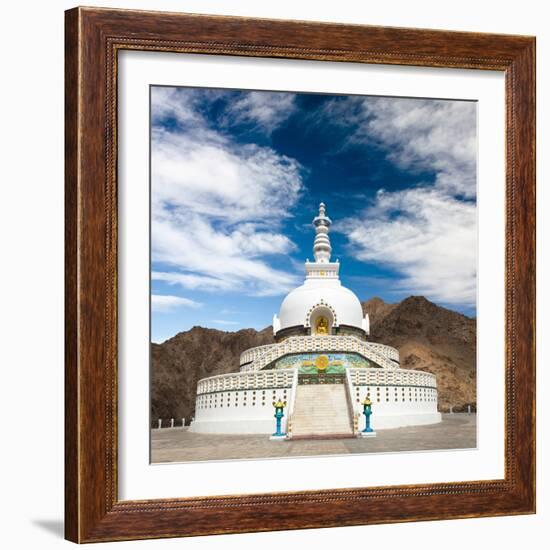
[65,6,536,543]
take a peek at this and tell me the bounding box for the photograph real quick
[149,86,478,463]
[1,1,538,546]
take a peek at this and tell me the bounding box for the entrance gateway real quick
[190,203,441,437]
[298,372,346,385]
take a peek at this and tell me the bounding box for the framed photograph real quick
[65,7,535,543]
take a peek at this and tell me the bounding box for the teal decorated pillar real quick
[361,396,374,434]
[272,399,287,437]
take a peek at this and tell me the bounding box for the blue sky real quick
[150,86,477,343]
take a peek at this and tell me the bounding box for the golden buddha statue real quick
[315,316,329,335]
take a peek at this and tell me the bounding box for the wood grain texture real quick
[64,6,536,543]
[64,7,79,543]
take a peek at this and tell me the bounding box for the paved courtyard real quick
[151,413,476,463]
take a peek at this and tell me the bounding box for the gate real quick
[298,373,346,385]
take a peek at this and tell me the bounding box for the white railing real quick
[362,342,400,363]
[239,335,400,372]
[347,368,437,389]
[344,368,358,435]
[287,368,299,417]
[239,343,278,366]
[196,369,295,396]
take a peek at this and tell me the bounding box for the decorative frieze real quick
[239,335,400,372]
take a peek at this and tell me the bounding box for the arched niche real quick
[308,305,336,335]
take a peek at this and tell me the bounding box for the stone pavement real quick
[151,413,476,463]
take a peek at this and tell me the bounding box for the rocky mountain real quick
[151,296,476,424]
[151,326,273,425]
[363,296,476,412]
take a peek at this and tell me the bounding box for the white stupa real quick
[274,203,369,338]
[190,203,441,436]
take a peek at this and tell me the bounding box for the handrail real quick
[363,342,400,363]
[347,367,437,388]
[288,368,299,417]
[196,369,295,395]
[197,364,437,396]
[239,343,278,366]
[344,368,358,435]
[285,369,299,440]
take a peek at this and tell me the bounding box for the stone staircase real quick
[289,384,354,439]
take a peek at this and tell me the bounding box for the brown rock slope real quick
[151,296,476,424]
[151,326,273,425]
[364,296,476,412]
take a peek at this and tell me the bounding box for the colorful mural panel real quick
[272,352,374,373]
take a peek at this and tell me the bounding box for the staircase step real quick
[289,383,353,439]
[290,433,355,441]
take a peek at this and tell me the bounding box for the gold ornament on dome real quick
[315,355,329,371]
[315,316,329,335]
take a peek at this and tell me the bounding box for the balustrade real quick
[239,335,399,372]
[196,369,296,395]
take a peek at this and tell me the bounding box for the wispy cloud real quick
[151,87,203,127]
[326,96,477,198]
[338,188,476,306]
[219,308,243,315]
[211,319,241,326]
[151,89,477,312]
[222,91,296,134]
[151,87,303,298]
[152,128,302,224]
[329,96,477,306]
[151,294,202,313]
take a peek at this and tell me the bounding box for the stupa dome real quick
[278,278,365,332]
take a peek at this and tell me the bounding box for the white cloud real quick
[211,319,241,326]
[152,128,302,224]
[329,97,477,307]
[223,91,296,134]
[151,87,303,297]
[338,188,476,306]
[151,294,202,313]
[152,271,235,292]
[328,96,477,198]
[151,87,201,126]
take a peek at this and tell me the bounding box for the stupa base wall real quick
[368,412,442,431]
[189,418,284,435]
[189,411,442,435]
[190,366,442,435]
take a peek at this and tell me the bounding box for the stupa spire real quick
[312,202,332,263]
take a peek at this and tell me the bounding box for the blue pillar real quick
[272,399,287,437]
[362,397,373,433]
